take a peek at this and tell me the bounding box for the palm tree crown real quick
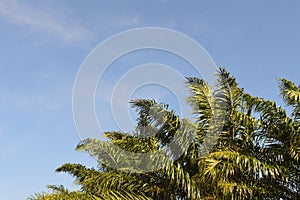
[29,68,299,200]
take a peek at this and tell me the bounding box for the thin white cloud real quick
[19,93,63,112]
[0,82,68,113]
[0,0,93,42]
[113,15,141,27]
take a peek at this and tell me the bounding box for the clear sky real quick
[0,0,299,199]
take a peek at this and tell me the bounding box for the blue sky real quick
[0,0,299,199]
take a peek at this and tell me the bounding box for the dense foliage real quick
[29,68,299,200]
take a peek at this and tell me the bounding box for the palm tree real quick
[29,68,299,200]
[190,69,299,199]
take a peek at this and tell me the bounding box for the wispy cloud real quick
[0,0,93,42]
[0,91,65,113]
[113,15,141,27]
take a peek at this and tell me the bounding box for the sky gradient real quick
[0,0,299,199]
